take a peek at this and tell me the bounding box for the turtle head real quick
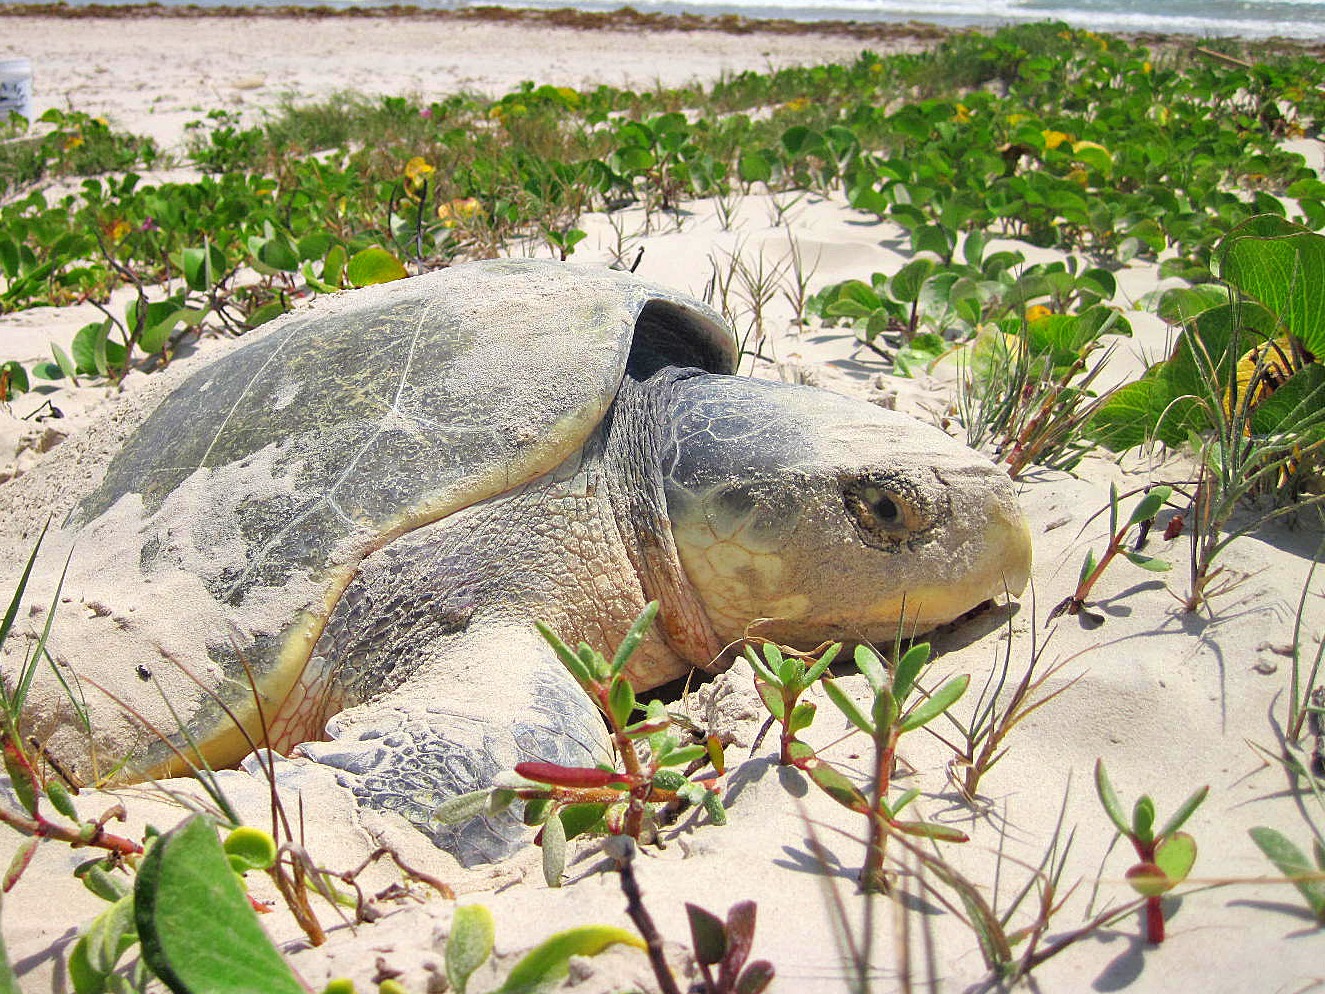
[660,374,1031,650]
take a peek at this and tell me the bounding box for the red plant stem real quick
[1133,838,1166,945]
[1003,355,1085,479]
[0,805,143,857]
[1070,527,1127,611]
[591,680,652,839]
[861,729,900,894]
[779,696,796,766]
[594,682,643,780]
[1145,897,1165,944]
[268,856,326,946]
[1005,387,1058,476]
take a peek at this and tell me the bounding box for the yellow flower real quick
[953,103,972,124]
[491,101,526,122]
[1041,129,1072,150]
[93,116,109,128]
[1025,304,1053,322]
[783,96,811,113]
[63,133,85,151]
[1226,337,1313,485]
[108,219,133,243]
[1142,61,1152,74]
[1228,336,1298,414]
[404,156,435,194]
[436,197,481,228]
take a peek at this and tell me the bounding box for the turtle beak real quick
[979,490,1033,596]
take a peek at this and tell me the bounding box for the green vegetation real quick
[746,635,975,892]
[607,838,775,994]
[130,815,304,994]
[1094,760,1208,945]
[798,641,970,893]
[0,108,157,199]
[2,22,1321,394]
[440,605,775,994]
[935,606,1076,802]
[1089,218,1325,611]
[1249,824,1325,924]
[743,639,840,764]
[1050,484,1173,621]
[682,901,774,994]
[1247,561,1325,930]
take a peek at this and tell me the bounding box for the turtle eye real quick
[842,476,928,549]
[870,491,900,525]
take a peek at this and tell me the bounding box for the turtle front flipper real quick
[292,625,610,866]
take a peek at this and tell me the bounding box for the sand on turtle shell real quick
[0,291,347,784]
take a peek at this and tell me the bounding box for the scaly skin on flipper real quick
[295,632,606,864]
[5,259,1032,865]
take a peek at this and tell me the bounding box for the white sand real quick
[0,10,914,147]
[1,12,1323,994]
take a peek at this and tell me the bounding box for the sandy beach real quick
[0,7,938,147]
[0,9,1323,994]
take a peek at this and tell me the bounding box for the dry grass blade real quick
[779,228,820,332]
[0,525,91,744]
[1287,540,1325,743]
[958,328,1119,478]
[1008,343,1119,479]
[880,784,1141,989]
[934,592,1079,803]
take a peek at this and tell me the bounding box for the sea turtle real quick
[7,258,1031,863]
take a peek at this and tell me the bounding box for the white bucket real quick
[0,58,34,125]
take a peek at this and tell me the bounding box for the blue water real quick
[36,0,1325,39]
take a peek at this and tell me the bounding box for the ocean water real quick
[38,0,1325,39]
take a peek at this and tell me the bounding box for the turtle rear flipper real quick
[293,626,609,866]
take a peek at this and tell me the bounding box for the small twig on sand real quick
[607,837,682,994]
